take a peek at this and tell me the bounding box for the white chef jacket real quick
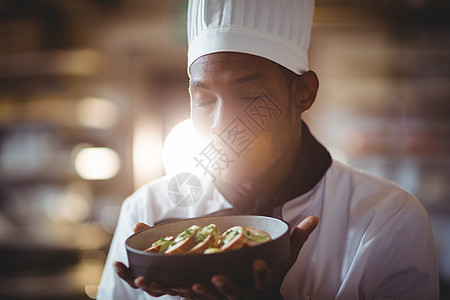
[97,160,439,299]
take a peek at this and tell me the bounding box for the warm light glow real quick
[133,121,164,188]
[75,97,120,129]
[163,119,204,175]
[74,147,121,180]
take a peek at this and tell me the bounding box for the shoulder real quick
[327,160,426,214]
[329,160,409,194]
[126,175,173,203]
[128,172,214,202]
[283,159,428,230]
[318,160,432,244]
[119,176,172,218]
[325,162,438,298]
[120,173,223,225]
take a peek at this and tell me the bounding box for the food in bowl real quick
[125,215,290,287]
[144,224,272,255]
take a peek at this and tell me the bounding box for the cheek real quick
[191,109,211,139]
[190,111,295,183]
[246,108,295,161]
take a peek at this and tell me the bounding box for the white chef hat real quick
[187,0,315,75]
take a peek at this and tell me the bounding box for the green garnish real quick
[195,224,219,243]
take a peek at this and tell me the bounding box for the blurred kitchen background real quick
[0,0,448,299]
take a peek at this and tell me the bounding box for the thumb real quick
[134,222,151,233]
[289,216,319,266]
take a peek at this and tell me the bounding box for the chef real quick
[97,0,439,299]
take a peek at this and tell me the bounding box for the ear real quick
[291,70,319,114]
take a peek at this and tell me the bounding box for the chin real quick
[215,163,264,185]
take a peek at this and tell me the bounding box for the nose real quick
[209,99,236,136]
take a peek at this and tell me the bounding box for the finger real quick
[171,285,191,295]
[297,216,319,235]
[134,222,151,233]
[114,261,137,288]
[289,216,319,265]
[253,259,271,292]
[211,274,247,300]
[171,285,206,300]
[134,277,168,297]
[192,282,224,300]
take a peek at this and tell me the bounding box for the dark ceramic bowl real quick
[125,215,290,288]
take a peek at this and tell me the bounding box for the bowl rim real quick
[125,214,290,257]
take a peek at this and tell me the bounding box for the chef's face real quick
[189,52,301,184]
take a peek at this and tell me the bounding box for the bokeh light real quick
[74,147,121,180]
[75,97,120,129]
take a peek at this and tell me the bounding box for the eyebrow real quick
[190,72,267,89]
[231,72,267,85]
[189,80,208,89]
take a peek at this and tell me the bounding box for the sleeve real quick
[96,196,160,300]
[359,200,440,300]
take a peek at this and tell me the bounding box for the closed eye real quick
[240,92,266,102]
[190,89,217,108]
[192,98,216,108]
